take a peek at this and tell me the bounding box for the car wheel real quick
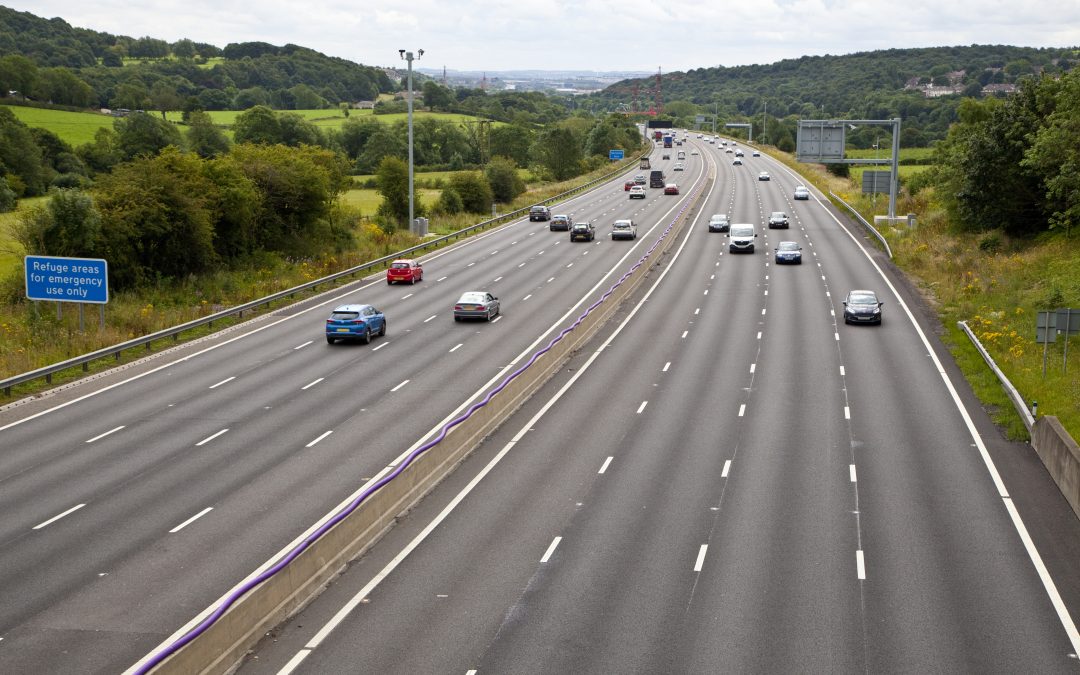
[379,320,387,336]
[454,316,461,322]
[326,336,335,344]
[485,309,492,322]
[387,280,393,285]
[410,275,416,285]
[362,328,371,344]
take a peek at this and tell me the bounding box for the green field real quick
[845,147,935,162]
[2,105,115,146]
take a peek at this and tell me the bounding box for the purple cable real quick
[135,184,701,674]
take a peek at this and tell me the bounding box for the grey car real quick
[768,211,790,229]
[454,291,500,322]
[842,289,883,325]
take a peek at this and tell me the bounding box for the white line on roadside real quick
[541,536,562,563]
[703,289,709,295]
[547,277,555,283]
[757,332,762,340]
[681,330,688,339]
[694,307,700,315]
[301,378,324,390]
[840,365,845,376]
[401,293,414,300]
[277,649,311,675]
[373,342,388,351]
[467,262,475,267]
[694,544,708,572]
[523,295,532,301]
[835,332,840,341]
[845,406,851,419]
[208,376,235,389]
[738,404,746,417]
[637,401,648,414]
[856,550,866,579]
[195,428,229,447]
[598,457,613,474]
[492,316,503,323]
[33,503,86,530]
[566,262,574,268]
[662,362,671,372]
[722,460,731,478]
[86,426,125,443]
[518,262,526,268]
[306,431,333,448]
[390,380,409,392]
[293,341,312,350]
[750,363,756,373]
[449,344,463,353]
[423,315,437,323]
[850,465,857,482]
[437,276,447,282]
[761,308,766,315]
[493,276,503,282]
[169,507,214,533]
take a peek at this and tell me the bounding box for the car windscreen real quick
[778,242,799,251]
[390,262,409,269]
[458,294,486,304]
[849,293,877,305]
[730,227,754,237]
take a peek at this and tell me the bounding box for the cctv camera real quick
[399,49,405,58]
[418,49,424,57]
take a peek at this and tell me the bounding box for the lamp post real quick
[399,48,423,232]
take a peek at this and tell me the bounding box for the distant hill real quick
[592,45,1078,143]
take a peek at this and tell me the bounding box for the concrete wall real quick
[148,172,712,674]
[1032,415,1080,522]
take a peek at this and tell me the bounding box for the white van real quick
[728,223,757,253]
[677,150,686,160]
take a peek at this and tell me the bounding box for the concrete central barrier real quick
[145,168,712,675]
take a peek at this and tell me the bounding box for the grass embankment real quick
[760,145,1077,441]
[0,151,646,392]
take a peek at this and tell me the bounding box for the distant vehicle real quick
[611,219,637,240]
[843,289,883,325]
[677,150,686,160]
[570,221,596,241]
[690,149,699,155]
[624,180,636,191]
[768,211,790,229]
[662,153,671,160]
[732,158,743,165]
[774,241,803,264]
[634,174,647,185]
[728,223,757,253]
[673,162,685,171]
[720,141,727,146]
[793,185,810,200]
[653,130,663,141]
[650,170,666,188]
[454,291,500,322]
[326,304,386,344]
[751,150,761,157]
[664,183,680,195]
[725,148,734,153]
[758,171,771,181]
[735,149,744,157]
[639,157,651,169]
[529,205,551,221]
[663,135,674,148]
[708,214,730,233]
[675,139,683,146]
[549,214,573,231]
[629,185,646,199]
[386,258,423,285]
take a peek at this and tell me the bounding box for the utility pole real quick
[399,48,423,232]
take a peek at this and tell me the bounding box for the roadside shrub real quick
[447,171,493,214]
[0,181,15,212]
[434,187,463,215]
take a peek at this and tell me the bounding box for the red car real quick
[664,183,679,195]
[624,180,635,191]
[386,258,423,285]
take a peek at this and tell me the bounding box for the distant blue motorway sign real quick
[25,255,109,303]
[609,149,624,160]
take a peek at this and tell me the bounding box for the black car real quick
[767,211,790,229]
[529,205,551,221]
[842,289,883,325]
[570,221,595,242]
[774,241,802,264]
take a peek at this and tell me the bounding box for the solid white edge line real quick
[86,425,125,443]
[32,503,86,530]
[208,376,235,389]
[390,380,409,392]
[169,507,214,534]
[540,536,562,563]
[306,431,333,448]
[275,648,311,675]
[637,401,648,414]
[721,460,731,478]
[694,544,708,572]
[301,378,324,391]
[856,550,866,580]
[195,428,229,447]
[598,456,613,474]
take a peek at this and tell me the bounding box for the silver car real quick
[611,219,637,240]
[454,291,500,322]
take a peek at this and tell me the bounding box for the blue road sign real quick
[609,149,625,160]
[25,255,109,304]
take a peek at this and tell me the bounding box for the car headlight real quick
[872,307,881,314]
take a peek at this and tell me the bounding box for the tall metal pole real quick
[400,49,423,232]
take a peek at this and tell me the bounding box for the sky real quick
[9,0,1080,73]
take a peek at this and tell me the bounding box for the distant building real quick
[353,100,375,109]
[982,83,1017,96]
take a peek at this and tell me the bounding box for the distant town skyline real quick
[9,0,1079,73]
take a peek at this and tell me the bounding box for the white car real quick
[629,185,646,199]
[793,185,810,200]
[732,158,743,165]
[690,149,699,155]
[751,150,761,157]
[758,171,771,181]
[611,219,637,240]
[673,162,685,171]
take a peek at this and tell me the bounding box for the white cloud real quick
[7,0,1078,71]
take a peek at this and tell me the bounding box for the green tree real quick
[434,186,463,215]
[77,127,123,174]
[186,110,231,158]
[485,155,524,203]
[0,107,48,196]
[111,82,150,110]
[233,105,282,145]
[531,127,581,180]
[150,81,183,120]
[278,112,324,147]
[172,39,197,59]
[356,125,406,173]
[375,156,411,228]
[115,112,183,160]
[0,55,38,98]
[12,188,102,257]
[422,81,454,111]
[447,171,493,213]
[489,125,533,167]
[288,84,326,109]
[339,117,382,160]
[200,155,260,260]
[1022,71,1080,234]
[34,68,95,107]
[0,181,16,212]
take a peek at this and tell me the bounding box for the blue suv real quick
[326,304,386,344]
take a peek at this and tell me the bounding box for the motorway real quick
[3,135,1080,674]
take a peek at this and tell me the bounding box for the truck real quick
[663,135,673,148]
[649,169,665,188]
[653,130,663,141]
[639,157,651,169]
